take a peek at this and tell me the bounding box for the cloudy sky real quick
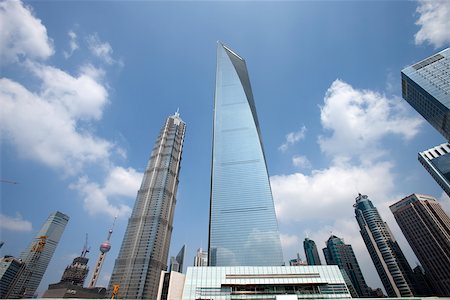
[1,0,450,296]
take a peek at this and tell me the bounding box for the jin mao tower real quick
[108,112,186,299]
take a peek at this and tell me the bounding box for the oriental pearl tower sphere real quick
[88,217,116,288]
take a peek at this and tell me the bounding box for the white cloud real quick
[87,33,116,65]
[279,126,307,152]
[0,0,53,64]
[0,213,33,232]
[0,77,112,174]
[272,79,426,291]
[292,155,311,169]
[27,61,109,120]
[70,166,143,218]
[63,30,79,59]
[318,80,422,164]
[280,233,300,249]
[272,162,395,223]
[414,0,450,48]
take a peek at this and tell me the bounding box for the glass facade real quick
[303,238,322,266]
[209,43,283,266]
[354,194,415,297]
[322,235,370,298]
[401,48,450,140]
[182,266,351,300]
[108,113,186,299]
[7,211,69,298]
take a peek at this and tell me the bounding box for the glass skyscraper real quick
[6,211,69,298]
[401,48,450,140]
[354,194,416,297]
[390,194,450,296]
[208,43,284,266]
[108,112,186,300]
[418,142,450,197]
[322,235,370,298]
[303,238,322,266]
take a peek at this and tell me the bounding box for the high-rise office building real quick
[193,248,207,267]
[354,194,416,297]
[304,238,322,265]
[208,43,283,266]
[401,48,450,140]
[418,142,450,197]
[6,211,69,298]
[390,194,450,296]
[322,235,370,297]
[108,112,186,299]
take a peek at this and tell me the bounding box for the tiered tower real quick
[108,112,186,299]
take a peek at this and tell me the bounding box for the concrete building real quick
[156,271,185,300]
[108,112,186,299]
[193,248,207,267]
[42,242,104,299]
[390,193,450,296]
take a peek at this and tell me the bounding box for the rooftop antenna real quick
[81,233,90,257]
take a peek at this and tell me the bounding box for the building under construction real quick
[42,236,106,299]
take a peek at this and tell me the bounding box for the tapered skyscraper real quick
[354,194,416,297]
[390,194,450,296]
[208,43,284,266]
[6,211,69,298]
[108,112,186,299]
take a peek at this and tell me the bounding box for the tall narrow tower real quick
[354,194,416,297]
[208,43,283,266]
[6,211,69,298]
[88,217,116,288]
[108,112,186,299]
[303,238,322,265]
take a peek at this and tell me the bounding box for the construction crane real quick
[0,179,18,184]
[5,236,47,298]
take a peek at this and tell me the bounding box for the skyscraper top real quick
[171,109,183,125]
[220,42,244,61]
[401,48,450,140]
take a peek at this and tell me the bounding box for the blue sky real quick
[1,0,450,296]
